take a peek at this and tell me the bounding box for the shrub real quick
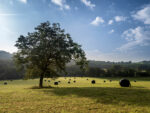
[54,82,58,85]
[119,79,131,87]
[91,80,95,84]
[4,82,7,85]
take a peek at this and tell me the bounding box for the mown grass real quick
[0,77,150,113]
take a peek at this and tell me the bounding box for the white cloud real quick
[51,0,70,10]
[108,20,113,25]
[114,16,126,22]
[132,5,150,24]
[109,29,114,34]
[81,0,95,9]
[118,26,150,51]
[19,0,27,4]
[64,4,70,10]
[108,16,126,25]
[91,16,104,26]
[86,49,148,62]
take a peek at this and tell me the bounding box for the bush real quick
[119,79,131,87]
[91,80,95,84]
[4,82,7,85]
[54,82,58,85]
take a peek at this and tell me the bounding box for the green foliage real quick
[86,67,105,77]
[1,48,150,80]
[14,21,87,87]
[0,59,23,80]
[65,61,150,77]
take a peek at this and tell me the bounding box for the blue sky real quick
[0,0,150,61]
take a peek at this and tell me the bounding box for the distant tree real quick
[14,21,87,87]
[109,65,122,77]
[86,67,105,77]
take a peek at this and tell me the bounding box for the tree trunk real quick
[39,75,44,88]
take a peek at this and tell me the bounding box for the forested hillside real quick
[66,60,150,77]
[0,50,150,80]
[0,51,12,60]
[0,51,23,80]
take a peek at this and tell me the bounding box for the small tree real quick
[14,21,87,88]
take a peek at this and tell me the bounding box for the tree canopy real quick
[14,21,87,87]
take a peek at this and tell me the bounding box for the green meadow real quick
[0,77,150,113]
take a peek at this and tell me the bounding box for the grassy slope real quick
[0,77,150,113]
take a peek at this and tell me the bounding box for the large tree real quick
[14,21,87,87]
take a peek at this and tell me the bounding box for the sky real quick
[0,0,150,62]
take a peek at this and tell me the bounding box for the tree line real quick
[0,58,150,80]
[65,62,150,77]
[1,53,150,81]
[0,59,23,80]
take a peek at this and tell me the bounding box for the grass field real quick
[0,77,150,113]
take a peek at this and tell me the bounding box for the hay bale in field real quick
[91,80,95,84]
[54,82,58,85]
[119,79,131,87]
[4,82,7,85]
[87,78,88,80]
[104,80,106,83]
[68,81,70,84]
[73,80,76,83]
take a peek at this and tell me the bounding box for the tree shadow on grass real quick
[40,87,150,107]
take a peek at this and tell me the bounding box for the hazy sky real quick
[0,0,150,61]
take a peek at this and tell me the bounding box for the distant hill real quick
[0,50,150,79]
[0,50,23,80]
[0,50,12,60]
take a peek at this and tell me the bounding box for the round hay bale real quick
[91,80,95,84]
[104,80,106,83]
[68,81,70,84]
[119,79,131,87]
[54,82,58,85]
[4,82,7,85]
[73,80,76,83]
